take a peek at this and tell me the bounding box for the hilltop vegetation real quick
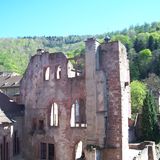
[2,21,160,116]
[1,21,160,82]
[0,37,85,74]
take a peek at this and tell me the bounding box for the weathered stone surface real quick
[20,39,130,160]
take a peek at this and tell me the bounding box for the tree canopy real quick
[131,81,147,113]
[1,21,160,77]
[141,91,159,142]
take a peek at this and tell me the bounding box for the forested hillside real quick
[1,21,160,82]
[0,37,85,74]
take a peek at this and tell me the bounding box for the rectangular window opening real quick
[40,143,47,160]
[39,120,44,130]
[48,144,54,160]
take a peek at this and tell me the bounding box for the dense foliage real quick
[131,81,147,113]
[1,21,160,76]
[141,91,159,142]
[0,37,85,74]
[1,21,160,142]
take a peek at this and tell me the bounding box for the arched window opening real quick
[44,67,50,80]
[50,103,58,127]
[79,99,86,127]
[70,99,86,128]
[75,100,80,127]
[70,104,75,127]
[75,141,84,160]
[56,65,61,80]
[67,61,75,78]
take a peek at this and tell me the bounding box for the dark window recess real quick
[39,120,44,130]
[125,82,129,87]
[40,143,54,160]
[6,143,9,160]
[1,136,9,160]
[32,118,37,131]
[48,144,54,160]
[79,99,86,124]
[13,131,20,155]
[3,136,6,160]
[0,144,2,160]
[40,143,47,160]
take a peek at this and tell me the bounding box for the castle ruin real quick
[20,38,131,160]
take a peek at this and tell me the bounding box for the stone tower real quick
[85,38,130,160]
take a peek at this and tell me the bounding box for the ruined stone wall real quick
[20,39,130,160]
[20,52,86,160]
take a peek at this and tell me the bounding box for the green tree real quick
[130,60,140,80]
[148,32,160,51]
[138,49,152,79]
[131,81,147,113]
[141,91,159,142]
[152,54,160,76]
[148,35,155,51]
[134,33,149,52]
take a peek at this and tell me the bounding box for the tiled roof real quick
[0,109,12,124]
[0,92,24,119]
[0,73,22,88]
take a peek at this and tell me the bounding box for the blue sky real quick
[0,0,160,37]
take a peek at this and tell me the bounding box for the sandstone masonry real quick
[20,38,131,160]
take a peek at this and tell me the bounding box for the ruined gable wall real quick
[20,52,86,160]
[20,39,130,160]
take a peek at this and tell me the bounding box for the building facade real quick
[20,38,131,160]
[0,72,22,103]
[0,92,24,160]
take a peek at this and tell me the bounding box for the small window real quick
[40,143,47,160]
[44,67,50,81]
[56,65,61,80]
[39,120,44,130]
[48,144,54,160]
[32,118,37,131]
[13,131,20,155]
[40,143,54,160]
[0,144,2,160]
[50,103,58,127]
[75,100,80,123]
